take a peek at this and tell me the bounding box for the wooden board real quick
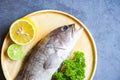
[1,10,97,80]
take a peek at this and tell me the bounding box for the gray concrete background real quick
[0,0,120,80]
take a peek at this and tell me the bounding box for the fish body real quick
[16,24,83,80]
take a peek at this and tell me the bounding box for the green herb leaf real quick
[52,51,86,80]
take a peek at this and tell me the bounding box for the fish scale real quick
[15,24,83,80]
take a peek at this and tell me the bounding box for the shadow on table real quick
[0,28,8,80]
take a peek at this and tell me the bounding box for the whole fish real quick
[16,24,83,80]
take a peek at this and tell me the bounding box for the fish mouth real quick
[68,23,84,37]
[68,24,76,31]
[68,24,76,37]
[67,24,75,35]
[68,23,83,32]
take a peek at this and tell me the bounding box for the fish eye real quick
[61,25,69,31]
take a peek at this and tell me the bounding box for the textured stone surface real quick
[0,0,120,80]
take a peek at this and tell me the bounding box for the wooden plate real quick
[1,10,97,80]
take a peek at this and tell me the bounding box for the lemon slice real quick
[9,18,37,45]
[7,44,24,60]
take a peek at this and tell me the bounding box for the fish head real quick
[51,24,83,45]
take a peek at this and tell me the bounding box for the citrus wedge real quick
[7,44,24,60]
[9,18,37,45]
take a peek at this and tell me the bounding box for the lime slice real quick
[7,44,24,60]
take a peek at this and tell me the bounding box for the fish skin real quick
[15,24,83,80]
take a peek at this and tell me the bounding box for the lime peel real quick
[7,44,24,60]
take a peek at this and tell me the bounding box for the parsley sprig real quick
[52,51,86,80]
